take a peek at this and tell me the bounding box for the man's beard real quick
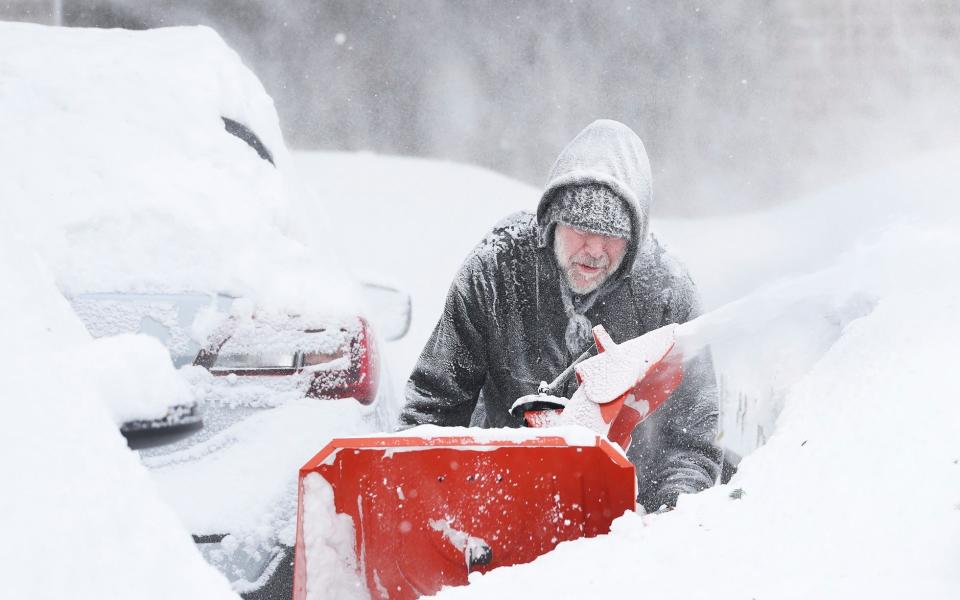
[554,239,625,295]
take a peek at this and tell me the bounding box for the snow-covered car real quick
[1,23,408,598]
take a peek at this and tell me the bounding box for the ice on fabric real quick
[549,183,633,238]
[537,121,656,354]
[537,119,653,252]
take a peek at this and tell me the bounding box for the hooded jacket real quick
[401,120,721,511]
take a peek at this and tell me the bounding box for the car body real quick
[2,23,406,598]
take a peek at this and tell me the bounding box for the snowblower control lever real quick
[537,349,592,395]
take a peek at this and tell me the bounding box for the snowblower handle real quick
[538,350,592,395]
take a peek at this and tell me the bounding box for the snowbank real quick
[433,150,960,598]
[0,225,238,599]
[657,147,960,456]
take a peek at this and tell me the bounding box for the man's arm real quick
[400,261,489,428]
[642,348,722,512]
[638,280,723,512]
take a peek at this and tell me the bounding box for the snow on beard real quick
[553,226,627,295]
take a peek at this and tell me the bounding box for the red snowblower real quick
[292,323,683,600]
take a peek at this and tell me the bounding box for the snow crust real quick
[71,295,203,365]
[433,149,960,598]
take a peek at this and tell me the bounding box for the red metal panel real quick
[294,435,636,600]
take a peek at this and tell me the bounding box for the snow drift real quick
[432,149,960,598]
[0,223,239,599]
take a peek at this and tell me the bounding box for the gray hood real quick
[536,119,653,277]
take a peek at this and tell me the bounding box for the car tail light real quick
[304,318,379,405]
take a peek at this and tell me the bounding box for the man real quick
[401,119,721,512]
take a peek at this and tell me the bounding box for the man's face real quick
[553,224,628,294]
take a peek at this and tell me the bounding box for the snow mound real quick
[0,21,353,318]
[434,150,960,599]
[0,225,238,599]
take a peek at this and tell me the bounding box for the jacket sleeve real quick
[636,283,723,513]
[400,258,490,428]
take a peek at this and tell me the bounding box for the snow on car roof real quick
[0,22,353,316]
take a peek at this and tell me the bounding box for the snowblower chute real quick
[293,323,685,600]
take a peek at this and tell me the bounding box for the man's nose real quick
[583,234,605,256]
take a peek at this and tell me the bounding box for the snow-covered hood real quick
[536,119,653,277]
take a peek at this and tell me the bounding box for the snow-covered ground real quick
[297,149,960,598]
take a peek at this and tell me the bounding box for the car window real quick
[222,116,275,166]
